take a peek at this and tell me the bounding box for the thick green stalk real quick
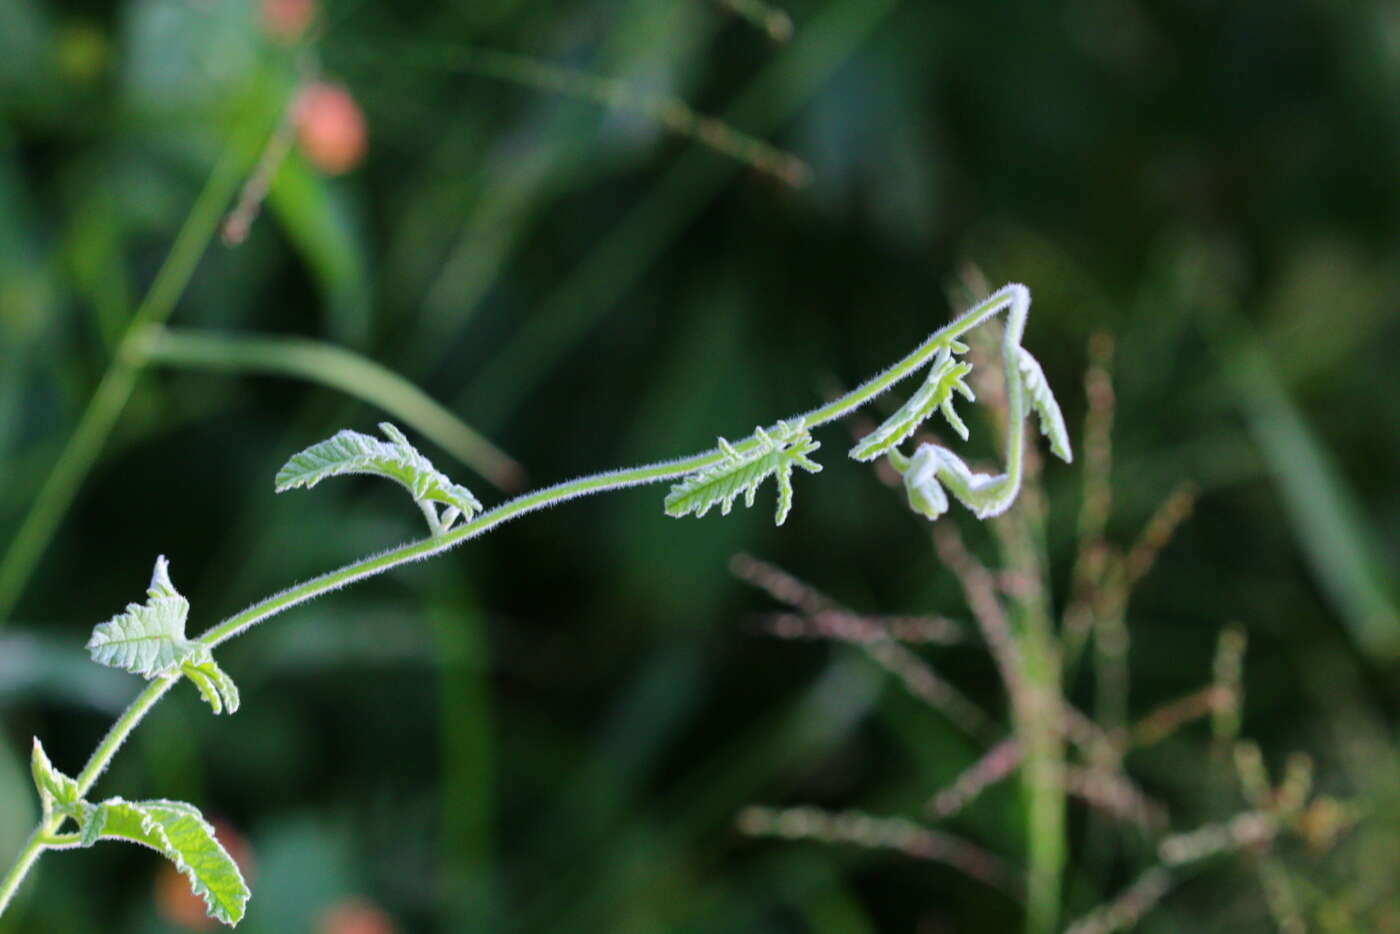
[1016,631,1067,934]
[995,468,1066,934]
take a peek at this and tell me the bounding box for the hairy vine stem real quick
[0,283,1062,923]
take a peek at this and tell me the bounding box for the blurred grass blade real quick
[143,327,522,490]
[711,0,794,43]
[1201,304,1400,660]
[338,42,810,188]
[460,0,898,428]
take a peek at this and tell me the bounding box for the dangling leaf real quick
[87,556,200,677]
[850,347,975,462]
[1018,348,1072,463]
[276,422,482,532]
[181,656,241,715]
[89,798,249,926]
[665,422,822,526]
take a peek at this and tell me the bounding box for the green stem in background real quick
[999,464,1066,934]
[141,327,524,491]
[0,134,266,625]
[1015,629,1067,934]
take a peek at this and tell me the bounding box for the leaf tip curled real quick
[901,444,950,522]
[148,555,177,598]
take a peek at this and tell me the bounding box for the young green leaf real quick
[91,798,249,926]
[30,738,79,817]
[275,422,483,533]
[86,556,199,678]
[1018,348,1072,463]
[665,422,822,526]
[30,739,104,845]
[850,346,975,462]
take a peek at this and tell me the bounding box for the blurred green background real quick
[2,0,1398,931]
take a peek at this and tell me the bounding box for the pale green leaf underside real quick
[275,422,482,533]
[94,798,249,926]
[665,423,822,526]
[87,556,197,678]
[850,348,975,462]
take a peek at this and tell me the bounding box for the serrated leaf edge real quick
[94,798,249,926]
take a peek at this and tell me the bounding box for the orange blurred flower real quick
[296,81,368,175]
[261,0,317,44]
[316,896,399,934]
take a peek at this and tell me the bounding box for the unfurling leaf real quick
[850,345,975,462]
[89,798,249,926]
[181,656,241,715]
[30,737,79,816]
[29,739,103,847]
[87,558,240,714]
[1018,348,1072,463]
[901,444,951,521]
[275,422,482,534]
[665,422,822,526]
[87,556,198,677]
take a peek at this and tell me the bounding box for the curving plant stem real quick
[0,284,1047,919]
